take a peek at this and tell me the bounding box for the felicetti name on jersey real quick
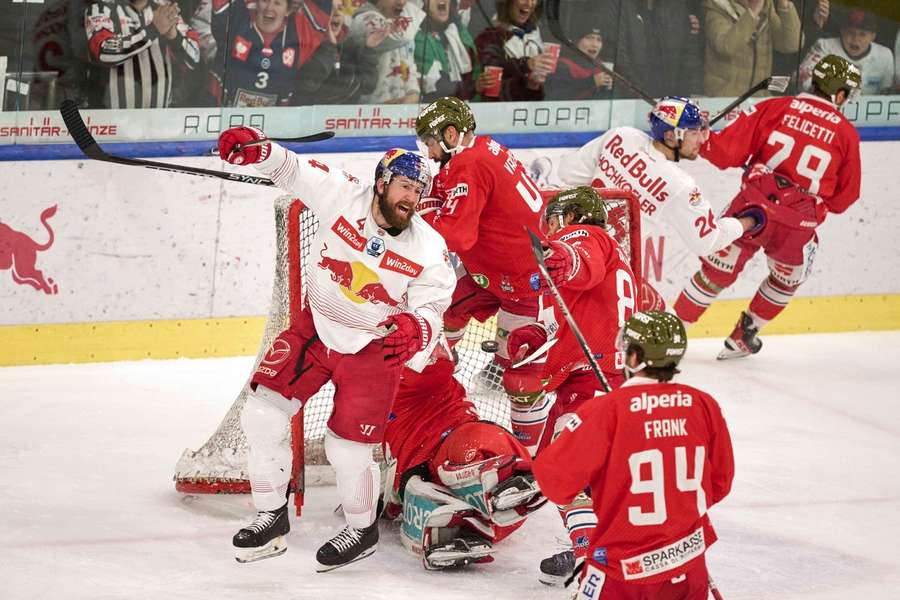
[597,134,670,203]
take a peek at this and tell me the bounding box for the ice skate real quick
[538,549,575,586]
[425,532,493,569]
[233,504,290,563]
[718,311,763,360]
[315,522,379,572]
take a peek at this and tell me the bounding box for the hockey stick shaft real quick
[526,229,611,393]
[544,0,656,105]
[708,575,725,600]
[708,76,790,126]
[60,100,327,187]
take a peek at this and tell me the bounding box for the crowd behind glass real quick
[1,0,898,111]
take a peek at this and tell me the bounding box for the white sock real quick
[324,431,379,529]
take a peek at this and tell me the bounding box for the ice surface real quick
[2,332,899,600]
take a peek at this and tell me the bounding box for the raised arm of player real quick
[430,162,491,252]
[558,133,610,187]
[548,227,611,290]
[250,142,360,221]
[532,400,613,506]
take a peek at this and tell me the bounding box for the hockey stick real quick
[60,100,330,186]
[543,0,656,105]
[708,76,790,126]
[708,575,725,600]
[526,228,611,394]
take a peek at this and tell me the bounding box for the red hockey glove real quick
[737,206,767,237]
[217,126,270,165]
[543,240,579,287]
[507,323,548,363]
[379,312,432,367]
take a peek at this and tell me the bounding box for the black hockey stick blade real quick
[526,228,611,393]
[59,99,276,186]
[709,76,790,126]
[544,0,656,106]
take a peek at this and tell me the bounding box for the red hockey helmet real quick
[433,421,529,467]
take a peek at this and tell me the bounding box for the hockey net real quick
[174,187,642,513]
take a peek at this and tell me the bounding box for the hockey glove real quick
[543,240,579,288]
[507,323,548,363]
[218,126,270,165]
[379,313,431,367]
[737,206,767,237]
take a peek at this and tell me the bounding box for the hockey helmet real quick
[374,148,432,197]
[545,186,608,230]
[812,54,862,104]
[649,96,705,144]
[415,96,476,141]
[617,310,687,370]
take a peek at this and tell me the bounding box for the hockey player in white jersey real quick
[216,127,456,571]
[558,96,758,260]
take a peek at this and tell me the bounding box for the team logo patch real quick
[365,236,386,257]
[593,547,607,565]
[447,183,468,200]
[262,338,291,366]
[529,272,541,291]
[689,188,702,206]
[472,273,490,288]
[282,48,295,67]
[232,36,251,61]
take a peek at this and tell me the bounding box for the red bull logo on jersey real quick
[600,135,670,204]
[318,245,403,307]
[1,205,58,294]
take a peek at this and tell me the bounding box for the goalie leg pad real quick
[324,431,380,529]
[401,476,493,569]
[240,385,299,511]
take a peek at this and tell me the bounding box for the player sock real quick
[673,272,722,324]
[510,393,553,456]
[749,275,796,322]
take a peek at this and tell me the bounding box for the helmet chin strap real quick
[440,128,474,156]
[623,360,647,380]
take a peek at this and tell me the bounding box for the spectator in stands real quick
[474,0,555,101]
[895,28,900,91]
[772,0,831,87]
[544,24,612,100]
[350,0,423,104]
[84,0,201,108]
[597,0,704,99]
[798,8,894,96]
[415,0,490,102]
[702,0,800,97]
[30,0,90,107]
[189,0,217,63]
[209,0,347,107]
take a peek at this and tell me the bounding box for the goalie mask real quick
[616,310,687,375]
[544,186,608,233]
[433,422,529,468]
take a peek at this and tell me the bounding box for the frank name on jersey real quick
[630,389,693,440]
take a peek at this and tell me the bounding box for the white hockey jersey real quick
[799,37,894,95]
[255,145,456,372]
[558,127,744,257]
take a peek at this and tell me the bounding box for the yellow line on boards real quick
[0,317,267,366]
[0,294,898,367]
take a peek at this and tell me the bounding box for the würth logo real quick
[1,205,58,294]
[380,250,422,277]
[331,216,365,251]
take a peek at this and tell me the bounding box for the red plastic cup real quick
[544,43,561,73]
[483,66,503,98]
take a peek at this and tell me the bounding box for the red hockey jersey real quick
[702,93,861,216]
[383,346,478,492]
[430,135,547,299]
[541,224,637,391]
[533,378,734,584]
